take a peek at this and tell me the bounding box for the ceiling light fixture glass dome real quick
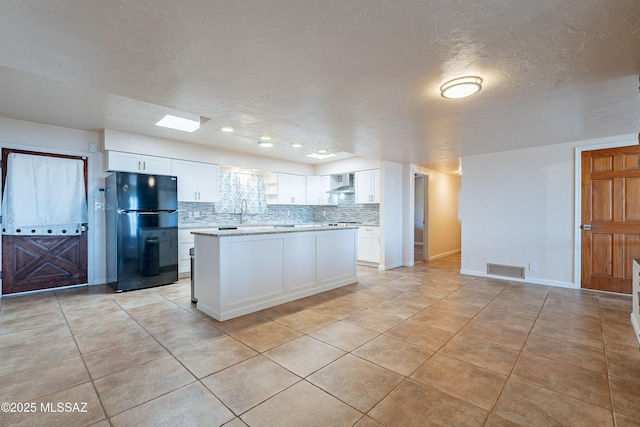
[440,76,483,99]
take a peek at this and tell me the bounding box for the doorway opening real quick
[414,174,427,262]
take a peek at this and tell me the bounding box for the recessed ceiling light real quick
[306,153,336,160]
[155,114,200,132]
[220,125,235,132]
[291,142,303,148]
[317,148,328,154]
[258,140,273,148]
[260,135,272,141]
[440,76,483,99]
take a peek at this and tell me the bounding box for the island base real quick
[193,227,359,321]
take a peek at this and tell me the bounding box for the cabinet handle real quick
[142,161,146,170]
[138,161,142,171]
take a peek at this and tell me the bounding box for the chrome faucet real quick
[240,198,248,223]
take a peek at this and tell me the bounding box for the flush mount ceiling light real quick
[316,148,328,154]
[258,140,273,148]
[260,135,272,141]
[155,114,200,132]
[219,125,235,133]
[440,76,483,99]
[291,141,303,148]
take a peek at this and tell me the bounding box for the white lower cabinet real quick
[178,228,216,276]
[357,226,380,264]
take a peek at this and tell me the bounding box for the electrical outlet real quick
[187,212,193,219]
[194,211,200,218]
[529,263,537,272]
[287,210,291,217]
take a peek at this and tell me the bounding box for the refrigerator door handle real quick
[136,212,160,215]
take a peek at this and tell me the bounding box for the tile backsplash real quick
[179,194,379,226]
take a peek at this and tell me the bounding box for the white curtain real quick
[1,153,88,235]
[216,171,267,214]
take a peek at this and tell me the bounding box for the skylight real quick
[155,114,200,132]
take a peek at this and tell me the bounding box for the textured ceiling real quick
[0,0,638,171]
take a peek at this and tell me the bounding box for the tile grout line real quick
[55,286,111,426]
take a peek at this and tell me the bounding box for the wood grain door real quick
[581,145,640,294]
[1,149,88,294]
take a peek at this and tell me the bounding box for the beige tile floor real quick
[0,254,639,426]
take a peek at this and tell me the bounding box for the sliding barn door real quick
[2,148,88,294]
[581,145,640,294]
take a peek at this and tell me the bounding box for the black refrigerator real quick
[106,172,178,291]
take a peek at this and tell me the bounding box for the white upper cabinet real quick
[306,176,322,205]
[306,175,337,205]
[266,172,306,205]
[355,169,380,204]
[105,151,172,175]
[171,159,219,202]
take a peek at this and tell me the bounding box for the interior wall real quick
[460,132,636,288]
[427,169,461,259]
[380,160,403,270]
[0,116,107,286]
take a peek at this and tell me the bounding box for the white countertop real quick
[191,224,359,237]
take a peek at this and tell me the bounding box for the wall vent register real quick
[486,263,526,279]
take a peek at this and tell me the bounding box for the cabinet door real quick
[355,170,373,204]
[172,160,198,202]
[196,163,219,203]
[358,233,380,263]
[355,169,380,204]
[290,174,306,205]
[277,173,293,204]
[141,155,172,175]
[306,176,322,205]
[320,175,337,205]
[106,151,142,173]
[371,169,380,203]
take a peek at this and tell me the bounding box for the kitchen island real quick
[192,225,358,321]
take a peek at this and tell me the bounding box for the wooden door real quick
[2,149,88,294]
[581,145,640,294]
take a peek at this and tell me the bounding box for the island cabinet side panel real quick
[219,236,285,311]
[284,233,317,291]
[316,229,358,286]
[194,235,223,319]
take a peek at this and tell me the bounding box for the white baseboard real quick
[459,269,576,289]
[428,249,461,261]
[379,261,403,271]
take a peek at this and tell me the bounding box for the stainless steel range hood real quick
[327,173,354,194]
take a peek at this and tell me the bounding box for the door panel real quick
[2,148,88,294]
[581,145,640,293]
[591,179,613,221]
[625,177,640,221]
